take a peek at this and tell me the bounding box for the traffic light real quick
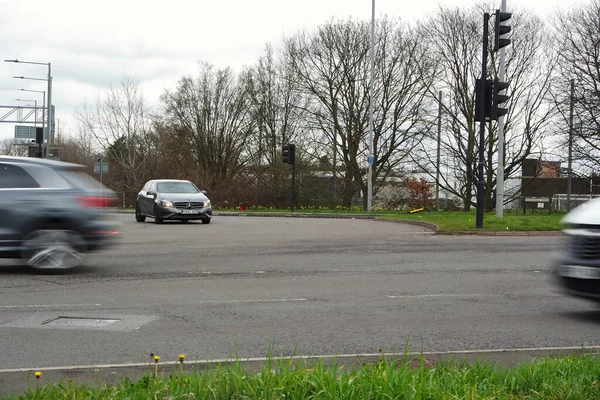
[35,127,43,144]
[282,144,295,165]
[491,79,510,119]
[494,9,511,52]
[474,79,493,122]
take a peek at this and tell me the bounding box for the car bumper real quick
[157,207,212,221]
[554,256,600,301]
[83,219,121,251]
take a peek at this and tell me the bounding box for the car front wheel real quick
[154,206,163,224]
[202,218,211,224]
[135,204,146,222]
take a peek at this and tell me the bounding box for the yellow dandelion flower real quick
[154,355,160,363]
[35,371,42,378]
[179,354,185,362]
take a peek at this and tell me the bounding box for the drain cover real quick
[42,317,121,328]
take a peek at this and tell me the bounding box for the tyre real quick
[154,206,163,224]
[21,228,85,271]
[202,218,211,224]
[135,204,146,222]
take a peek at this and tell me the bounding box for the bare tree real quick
[74,76,150,192]
[0,139,28,156]
[417,4,555,210]
[247,43,305,165]
[160,62,255,190]
[285,17,436,208]
[553,0,600,173]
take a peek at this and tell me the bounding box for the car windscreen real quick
[157,182,199,194]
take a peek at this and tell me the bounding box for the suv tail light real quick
[76,196,117,208]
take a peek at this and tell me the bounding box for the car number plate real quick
[558,265,600,279]
[182,210,198,214]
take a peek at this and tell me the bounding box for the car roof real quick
[152,179,192,183]
[0,156,83,170]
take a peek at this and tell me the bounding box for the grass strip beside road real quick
[4,354,600,399]
[381,211,565,232]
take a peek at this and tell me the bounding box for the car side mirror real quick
[147,191,156,198]
[201,190,208,195]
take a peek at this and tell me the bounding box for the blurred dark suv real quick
[0,156,119,270]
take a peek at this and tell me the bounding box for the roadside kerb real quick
[111,210,562,236]
[1,346,598,396]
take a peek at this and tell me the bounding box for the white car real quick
[554,199,600,301]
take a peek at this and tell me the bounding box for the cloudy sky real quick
[0,0,566,142]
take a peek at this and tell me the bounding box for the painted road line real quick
[197,298,307,304]
[2,303,102,309]
[387,294,496,299]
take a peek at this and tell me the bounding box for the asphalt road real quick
[0,214,598,388]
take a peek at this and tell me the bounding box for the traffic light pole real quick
[476,13,490,229]
[496,0,507,218]
[291,162,296,212]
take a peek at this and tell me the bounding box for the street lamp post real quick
[5,59,52,158]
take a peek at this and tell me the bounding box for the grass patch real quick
[381,210,566,232]
[6,354,600,399]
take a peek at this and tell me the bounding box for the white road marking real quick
[198,298,306,304]
[2,303,102,309]
[387,294,495,299]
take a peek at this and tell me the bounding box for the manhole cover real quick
[42,317,121,328]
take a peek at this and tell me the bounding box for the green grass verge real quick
[5,354,600,399]
[381,210,566,232]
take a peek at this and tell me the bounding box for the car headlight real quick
[160,200,174,208]
[204,200,211,208]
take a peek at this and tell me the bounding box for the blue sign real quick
[369,156,374,164]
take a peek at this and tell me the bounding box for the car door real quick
[0,163,42,252]
[139,181,156,215]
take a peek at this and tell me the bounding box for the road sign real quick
[94,162,108,173]
[369,156,374,164]
[14,125,48,142]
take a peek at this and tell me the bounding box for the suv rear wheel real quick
[21,228,85,270]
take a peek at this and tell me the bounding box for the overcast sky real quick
[0,0,567,142]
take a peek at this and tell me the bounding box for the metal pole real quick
[476,13,490,229]
[496,0,507,218]
[436,91,442,211]
[33,100,37,130]
[46,63,52,158]
[41,93,45,158]
[100,159,103,185]
[567,78,574,211]
[291,162,296,212]
[367,0,375,212]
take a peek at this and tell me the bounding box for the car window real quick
[143,182,152,191]
[58,169,103,189]
[0,163,40,188]
[157,181,199,194]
